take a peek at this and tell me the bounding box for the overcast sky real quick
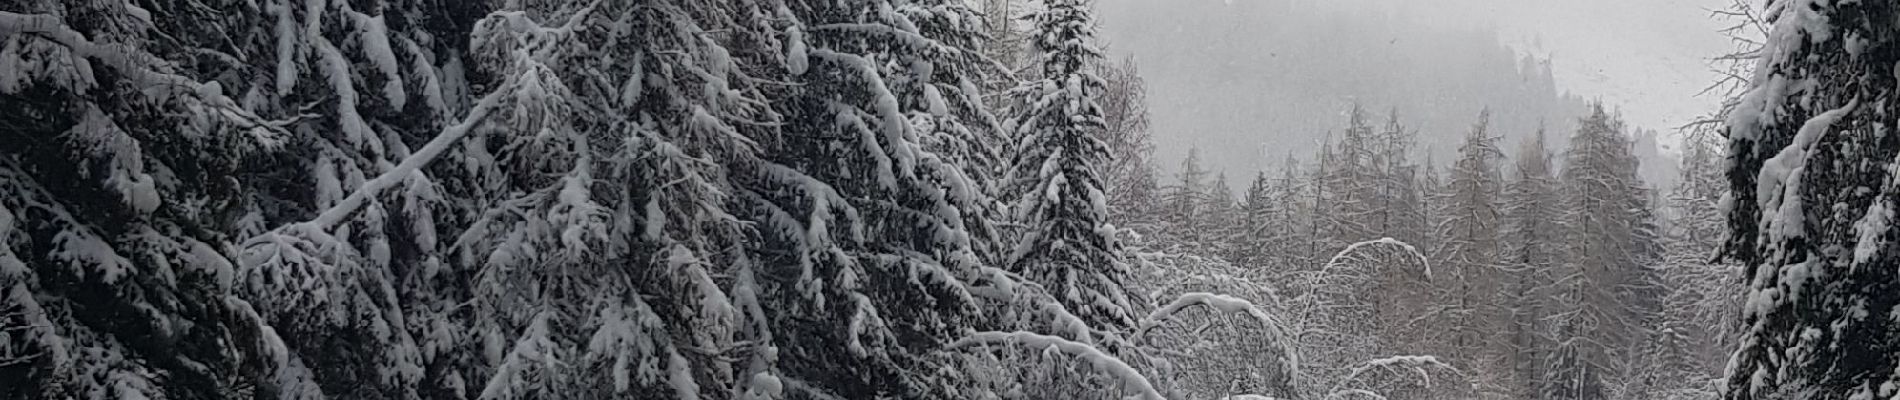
[1445,0,1738,133]
[1097,0,1738,157]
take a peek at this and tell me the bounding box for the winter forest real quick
[0,0,1893,399]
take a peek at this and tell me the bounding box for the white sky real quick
[1338,0,1738,134]
[1101,0,1740,140]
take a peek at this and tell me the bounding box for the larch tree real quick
[1433,110,1508,397]
[1504,124,1560,400]
[1315,105,1386,253]
[1271,155,1316,268]
[1098,56,1160,232]
[1666,133,1741,374]
[1416,152,1446,263]
[1640,135,1733,400]
[1205,171,1240,259]
[977,0,1029,85]
[1238,170,1293,269]
[1546,104,1657,400]
[1164,148,1212,247]
[1372,110,1427,246]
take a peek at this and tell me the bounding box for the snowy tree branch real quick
[948,331,1165,400]
[309,88,507,229]
[1323,238,1432,279]
[0,11,290,146]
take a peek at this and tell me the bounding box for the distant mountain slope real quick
[1098,0,1600,180]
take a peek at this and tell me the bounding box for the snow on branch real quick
[807,49,920,176]
[1324,389,1388,400]
[1134,292,1301,385]
[972,266,1098,343]
[308,88,506,229]
[0,11,289,147]
[806,23,947,54]
[1138,292,1276,333]
[1324,238,1432,279]
[948,331,1165,400]
[1347,355,1459,381]
[1757,99,1858,244]
[1328,355,1464,397]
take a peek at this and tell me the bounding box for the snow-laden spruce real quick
[1,1,313,398]
[1722,2,1900,400]
[1003,0,1136,334]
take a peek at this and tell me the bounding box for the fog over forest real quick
[1097,0,1727,190]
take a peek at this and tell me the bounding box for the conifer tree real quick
[1373,110,1427,245]
[1503,124,1560,400]
[760,0,1009,397]
[1435,110,1507,396]
[1099,56,1161,231]
[1638,135,1733,400]
[1206,172,1239,259]
[442,2,795,398]
[1317,106,1382,249]
[1417,152,1446,261]
[1272,155,1315,268]
[1165,148,1212,247]
[1238,170,1286,268]
[0,2,336,397]
[226,0,496,395]
[1723,3,1900,400]
[1004,0,1136,332]
[1546,104,1657,400]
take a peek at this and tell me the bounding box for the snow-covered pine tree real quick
[1667,134,1740,371]
[1237,171,1282,268]
[1315,105,1384,253]
[1003,0,1135,333]
[1206,172,1240,260]
[759,0,1006,397]
[1306,139,1337,265]
[1310,108,1435,362]
[895,0,1013,267]
[0,2,314,397]
[1546,104,1656,400]
[1638,135,1732,400]
[1111,162,1163,234]
[1164,148,1212,247]
[1503,124,1559,400]
[1292,122,1409,391]
[1433,109,1507,397]
[977,0,1029,85]
[1723,2,1900,400]
[1372,110,1427,246]
[1416,151,1446,263]
[1271,155,1316,268]
[212,0,499,396]
[440,1,794,398]
[1098,56,1161,232]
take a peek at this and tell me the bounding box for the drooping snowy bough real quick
[949,331,1167,400]
[1325,356,1466,400]
[1721,2,1900,400]
[1322,238,1432,280]
[1136,292,1299,379]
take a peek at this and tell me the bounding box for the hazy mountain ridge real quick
[1100,0,1624,183]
